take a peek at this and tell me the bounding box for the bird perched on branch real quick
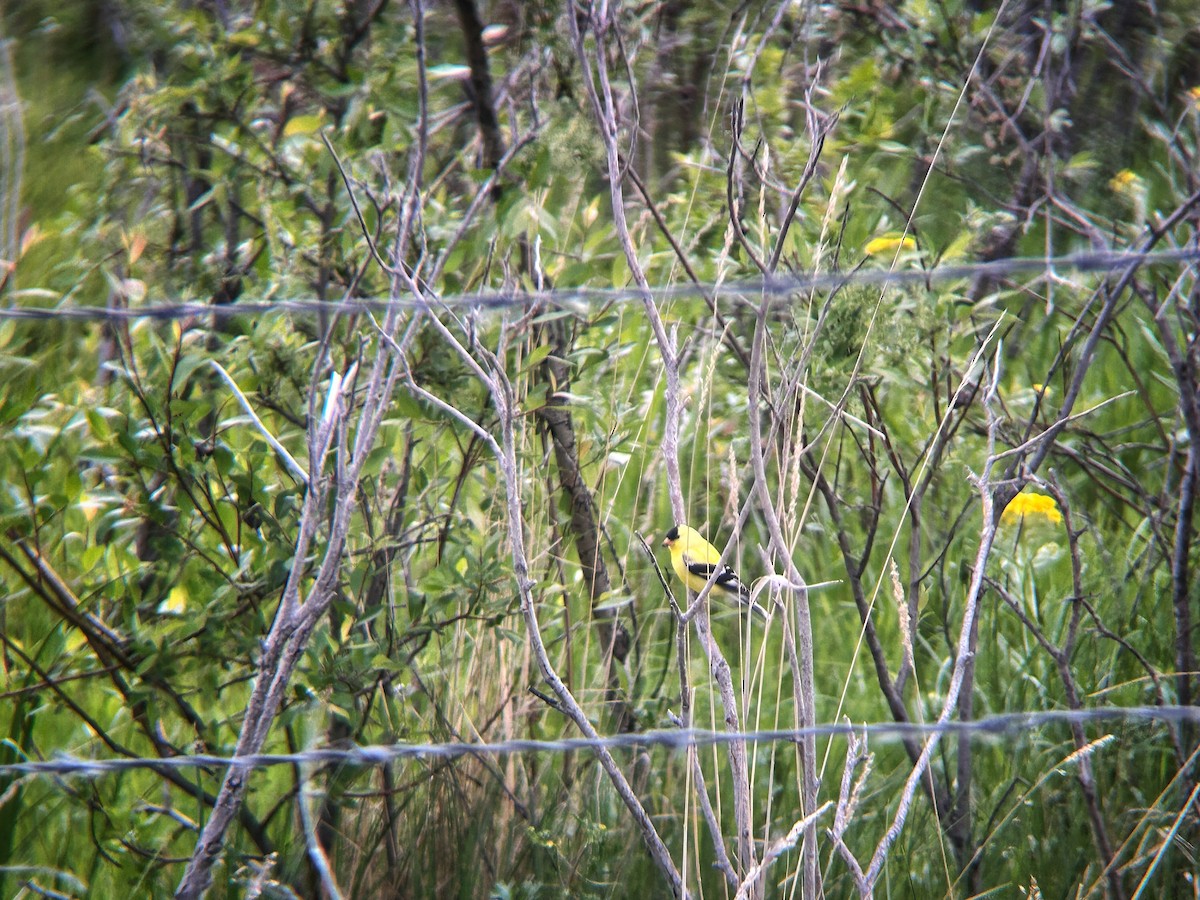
[662,524,767,618]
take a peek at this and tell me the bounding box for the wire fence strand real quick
[3,249,1197,323]
[4,705,1193,779]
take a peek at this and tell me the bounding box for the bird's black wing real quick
[683,556,750,599]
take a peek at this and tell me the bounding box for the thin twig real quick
[208,360,309,484]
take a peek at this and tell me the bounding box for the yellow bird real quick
[662,524,767,618]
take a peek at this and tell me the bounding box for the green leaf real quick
[371,653,404,673]
[283,114,324,138]
[522,344,553,371]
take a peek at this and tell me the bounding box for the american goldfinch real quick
[662,524,767,618]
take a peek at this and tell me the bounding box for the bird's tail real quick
[740,582,769,619]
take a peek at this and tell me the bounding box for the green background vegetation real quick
[2,0,1199,897]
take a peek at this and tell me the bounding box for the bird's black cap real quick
[664,525,680,542]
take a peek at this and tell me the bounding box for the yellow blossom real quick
[1001,492,1063,527]
[1108,169,1147,229]
[159,585,189,615]
[864,235,916,256]
[1108,169,1142,194]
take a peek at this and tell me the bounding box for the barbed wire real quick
[3,705,1194,779]
[3,249,1197,323]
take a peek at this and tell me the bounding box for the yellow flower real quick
[1107,169,1147,229]
[864,235,916,256]
[1189,86,1200,108]
[1001,492,1063,527]
[1108,169,1142,194]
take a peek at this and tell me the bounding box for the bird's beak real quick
[661,536,670,547]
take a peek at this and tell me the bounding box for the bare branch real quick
[208,360,309,485]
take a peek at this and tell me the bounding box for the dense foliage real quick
[2,1,1199,897]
